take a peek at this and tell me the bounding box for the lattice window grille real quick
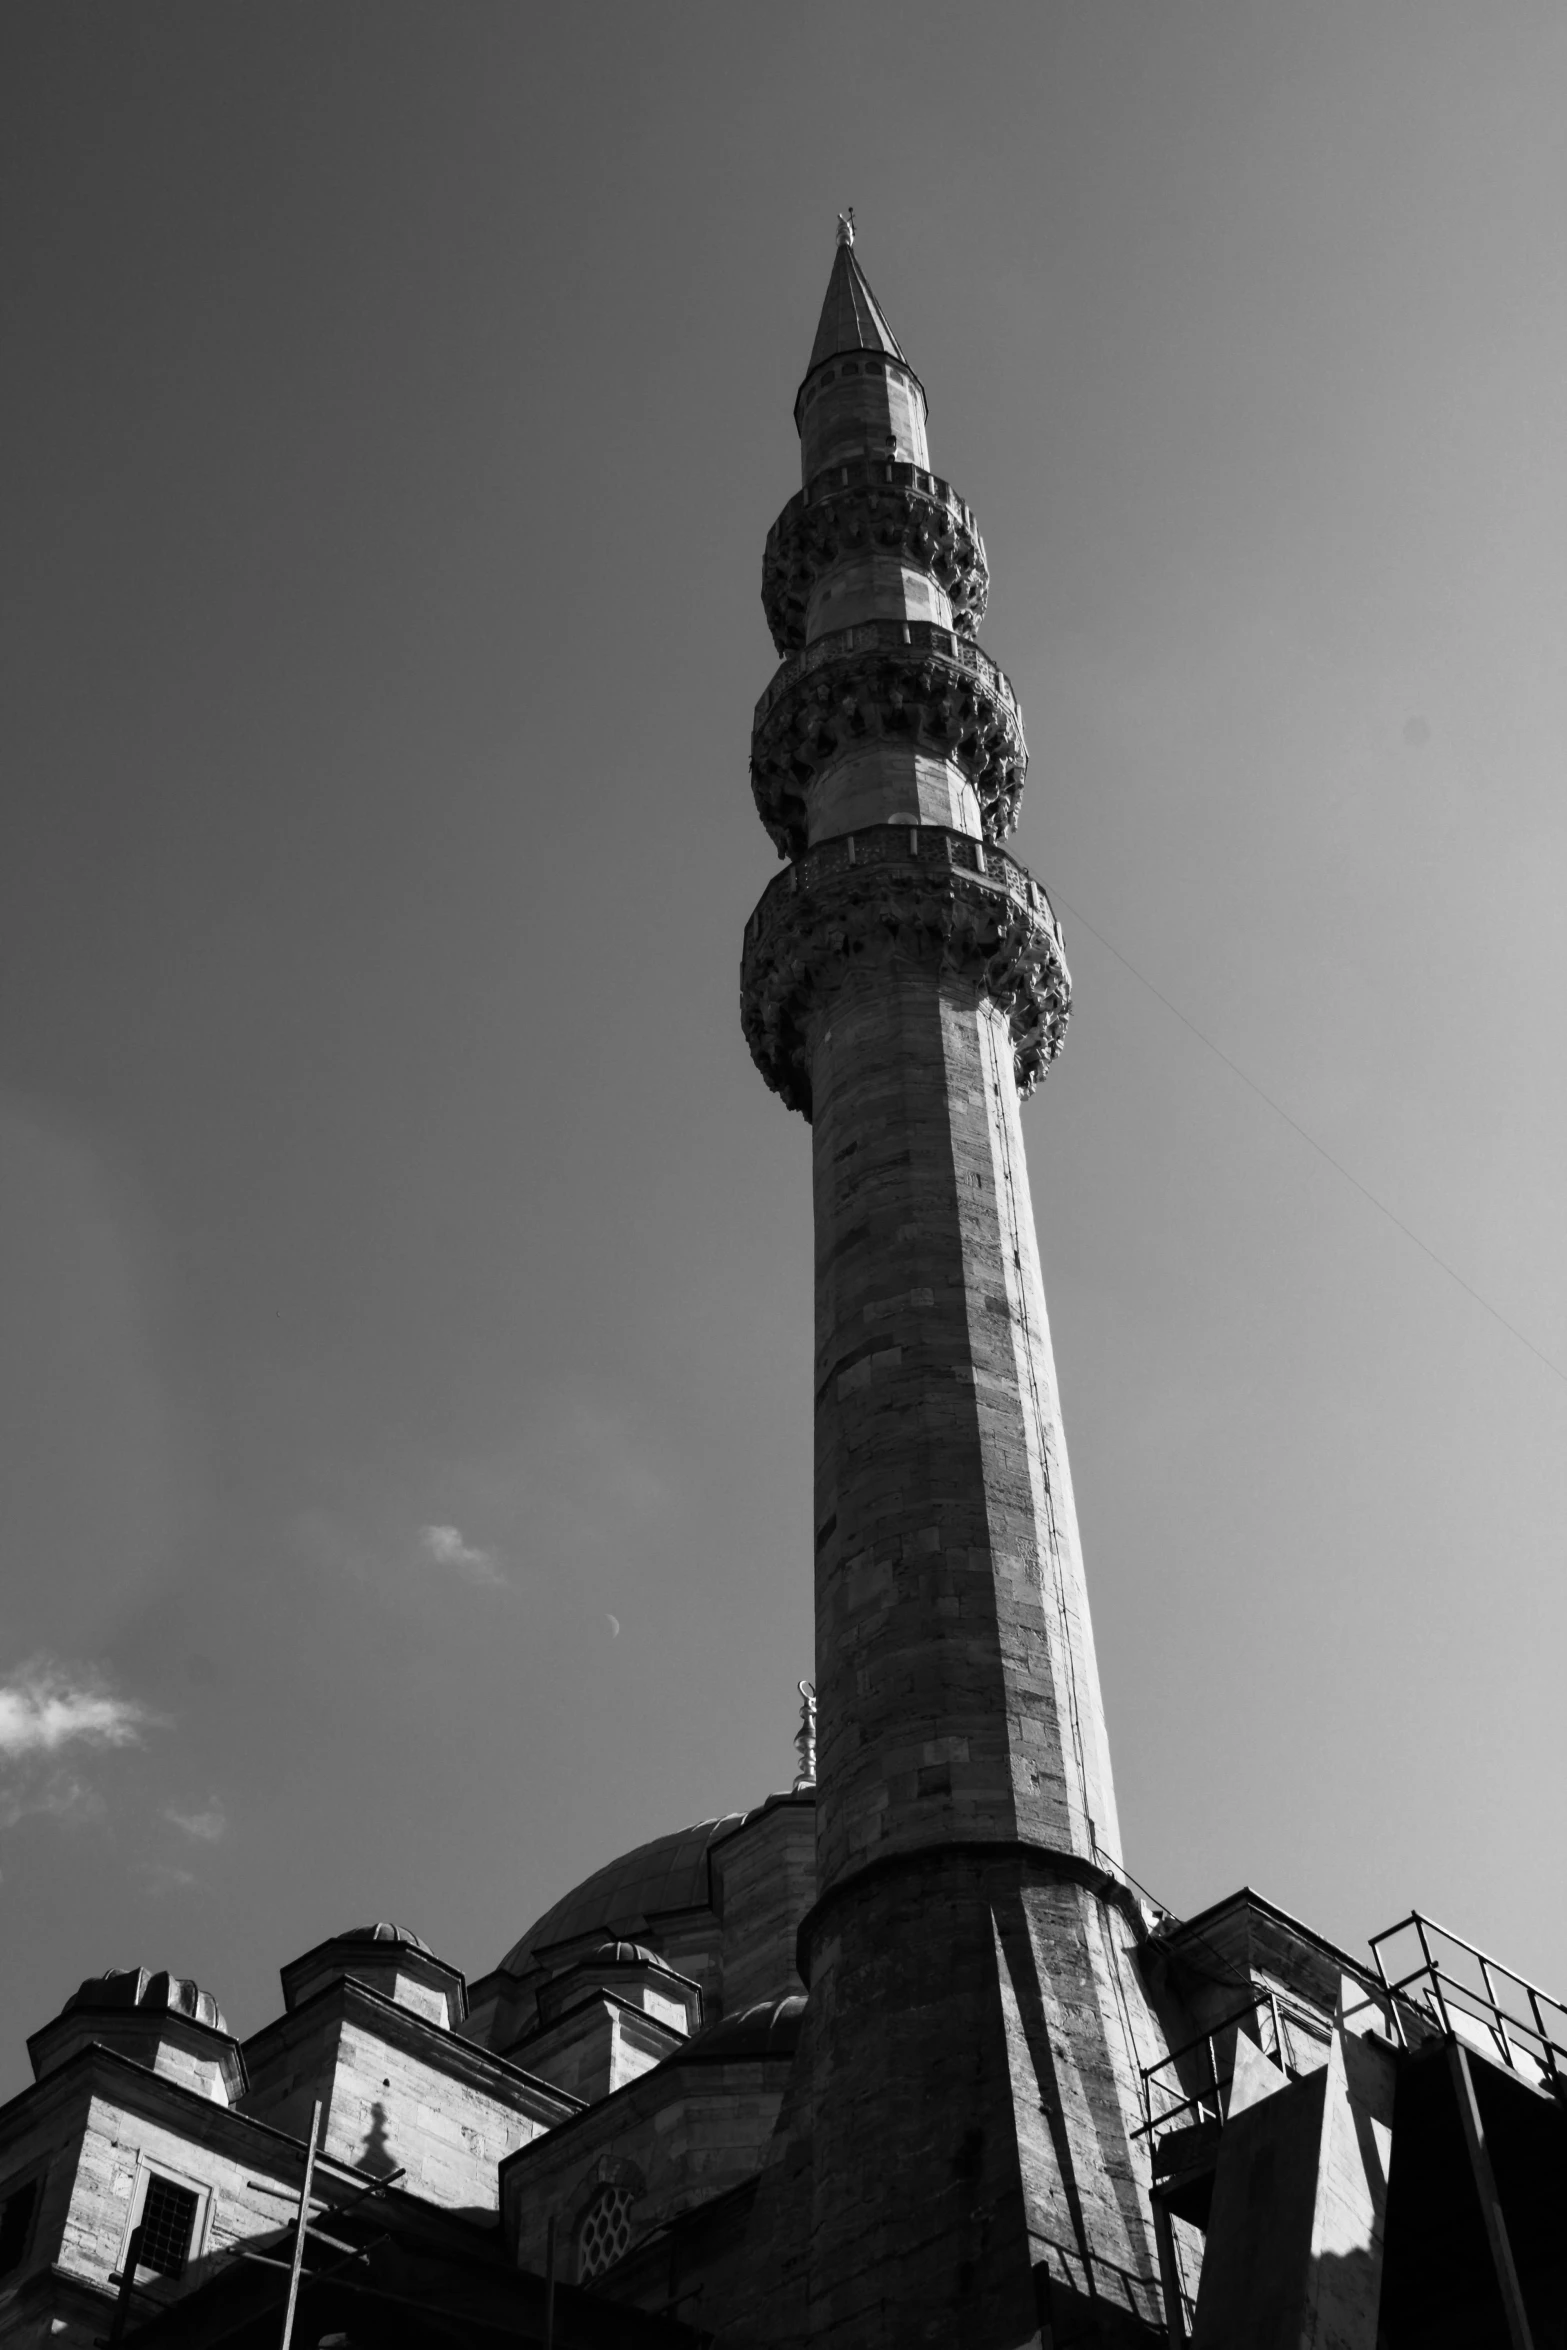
[137,2176,199,2278]
[576,2186,634,2282]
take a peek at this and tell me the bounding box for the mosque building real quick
[0,230,1560,2350]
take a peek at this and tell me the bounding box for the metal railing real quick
[1135,1990,1333,2146]
[1368,1911,1566,2092]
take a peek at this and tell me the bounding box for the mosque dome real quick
[582,1941,676,1973]
[279,1920,465,2030]
[500,1813,756,1974]
[472,1793,816,2058]
[30,1966,244,2104]
[62,1968,229,2035]
[337,1922,433,1952]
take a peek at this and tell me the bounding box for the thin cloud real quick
[0,1662,155,1759]
[418,1524,506,1589]
[165,1800,226,1844]
[0,1771,104,1832]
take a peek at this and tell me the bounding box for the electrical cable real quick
[1051,891,1567,1394]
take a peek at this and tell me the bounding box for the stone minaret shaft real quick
[741,230,1167,2346]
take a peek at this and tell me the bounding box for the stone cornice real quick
[497,2017,796,2193]
[508,1988,688,2063]
[750,620,1027,859]
[27,2004,248,2100]
[762,462,989,654]
[0,2040,308,2170]
[740,826,1070,1119]
[793,1839,1151,1988]
[244,1973,579,2126]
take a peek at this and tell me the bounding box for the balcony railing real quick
[1135,1991,1334,2148]
[1368,1911,1567,2093]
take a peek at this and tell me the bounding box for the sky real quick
[1,2,1563,2094]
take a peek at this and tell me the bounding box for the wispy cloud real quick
[418,1524,506,1589]
[0,1771,105,1832]
[165,1800,226,1844]
[0,1661,155,1759]
[0,1662,163,1847]
[294,1508,511,1600]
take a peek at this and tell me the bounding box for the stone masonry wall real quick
[809,965,1115,1887]
[711,1801,816,2015]
[0,2067,303,2350]
[766,1853,1166,2350]
[505,2059,791,2285]
[243,1991,570,2215]
[734,242,1173,2345]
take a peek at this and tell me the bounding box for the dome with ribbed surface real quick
[688,1994,806,2064]
[340,1922,432,1952]
[580,1940,675,1974]
[62,1968,228,2035]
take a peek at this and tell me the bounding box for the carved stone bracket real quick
[740,827,1070,1120]
[751,620,1027,860]
[762,462,989,655]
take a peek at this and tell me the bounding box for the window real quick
[136,2177,199,2279]
[575,2185,634,2283]
[0,2179,38,2277]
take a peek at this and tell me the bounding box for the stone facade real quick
[242,1974,572,2213]
[734,218,1171,2348]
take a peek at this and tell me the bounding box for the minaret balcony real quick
[740,823,1070,1119]
[750,619,1027,860]
[762,460,989,654]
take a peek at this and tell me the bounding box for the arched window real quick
[576,2185,635,2283]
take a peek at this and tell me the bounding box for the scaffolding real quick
[101,2105,405,2350]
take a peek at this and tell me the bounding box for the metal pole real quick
[279,2101,323,2350]
[1369,1927,1408,2049]
[1524,1986,1556,2085]
[1448,2043,1535,2350]
[105,2225,146,2347]
[1479,1956,1516,2072]
[1149,2200,1187,2348]
[1414,1916,1455,2039]
[543,2216,557,2350]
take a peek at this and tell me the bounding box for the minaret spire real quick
[736,240,1170,2345]
[793,231,921,466]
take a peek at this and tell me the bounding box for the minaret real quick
[740,225,1169,2344]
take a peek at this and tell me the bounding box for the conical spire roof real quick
[805,238,909,377]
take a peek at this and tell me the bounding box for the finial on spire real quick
[836,208,855,248]
[793,1678,817,1791]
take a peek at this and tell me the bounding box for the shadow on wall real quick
[359,2099,397,2178]
[1032,2262,1165,2348]
[353,2095,499,2232]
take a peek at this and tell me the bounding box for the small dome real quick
[581,1941,675,1973]
[689,1993,805,2064]
[62,1968,228,2036]
[338,1922,432,1953]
